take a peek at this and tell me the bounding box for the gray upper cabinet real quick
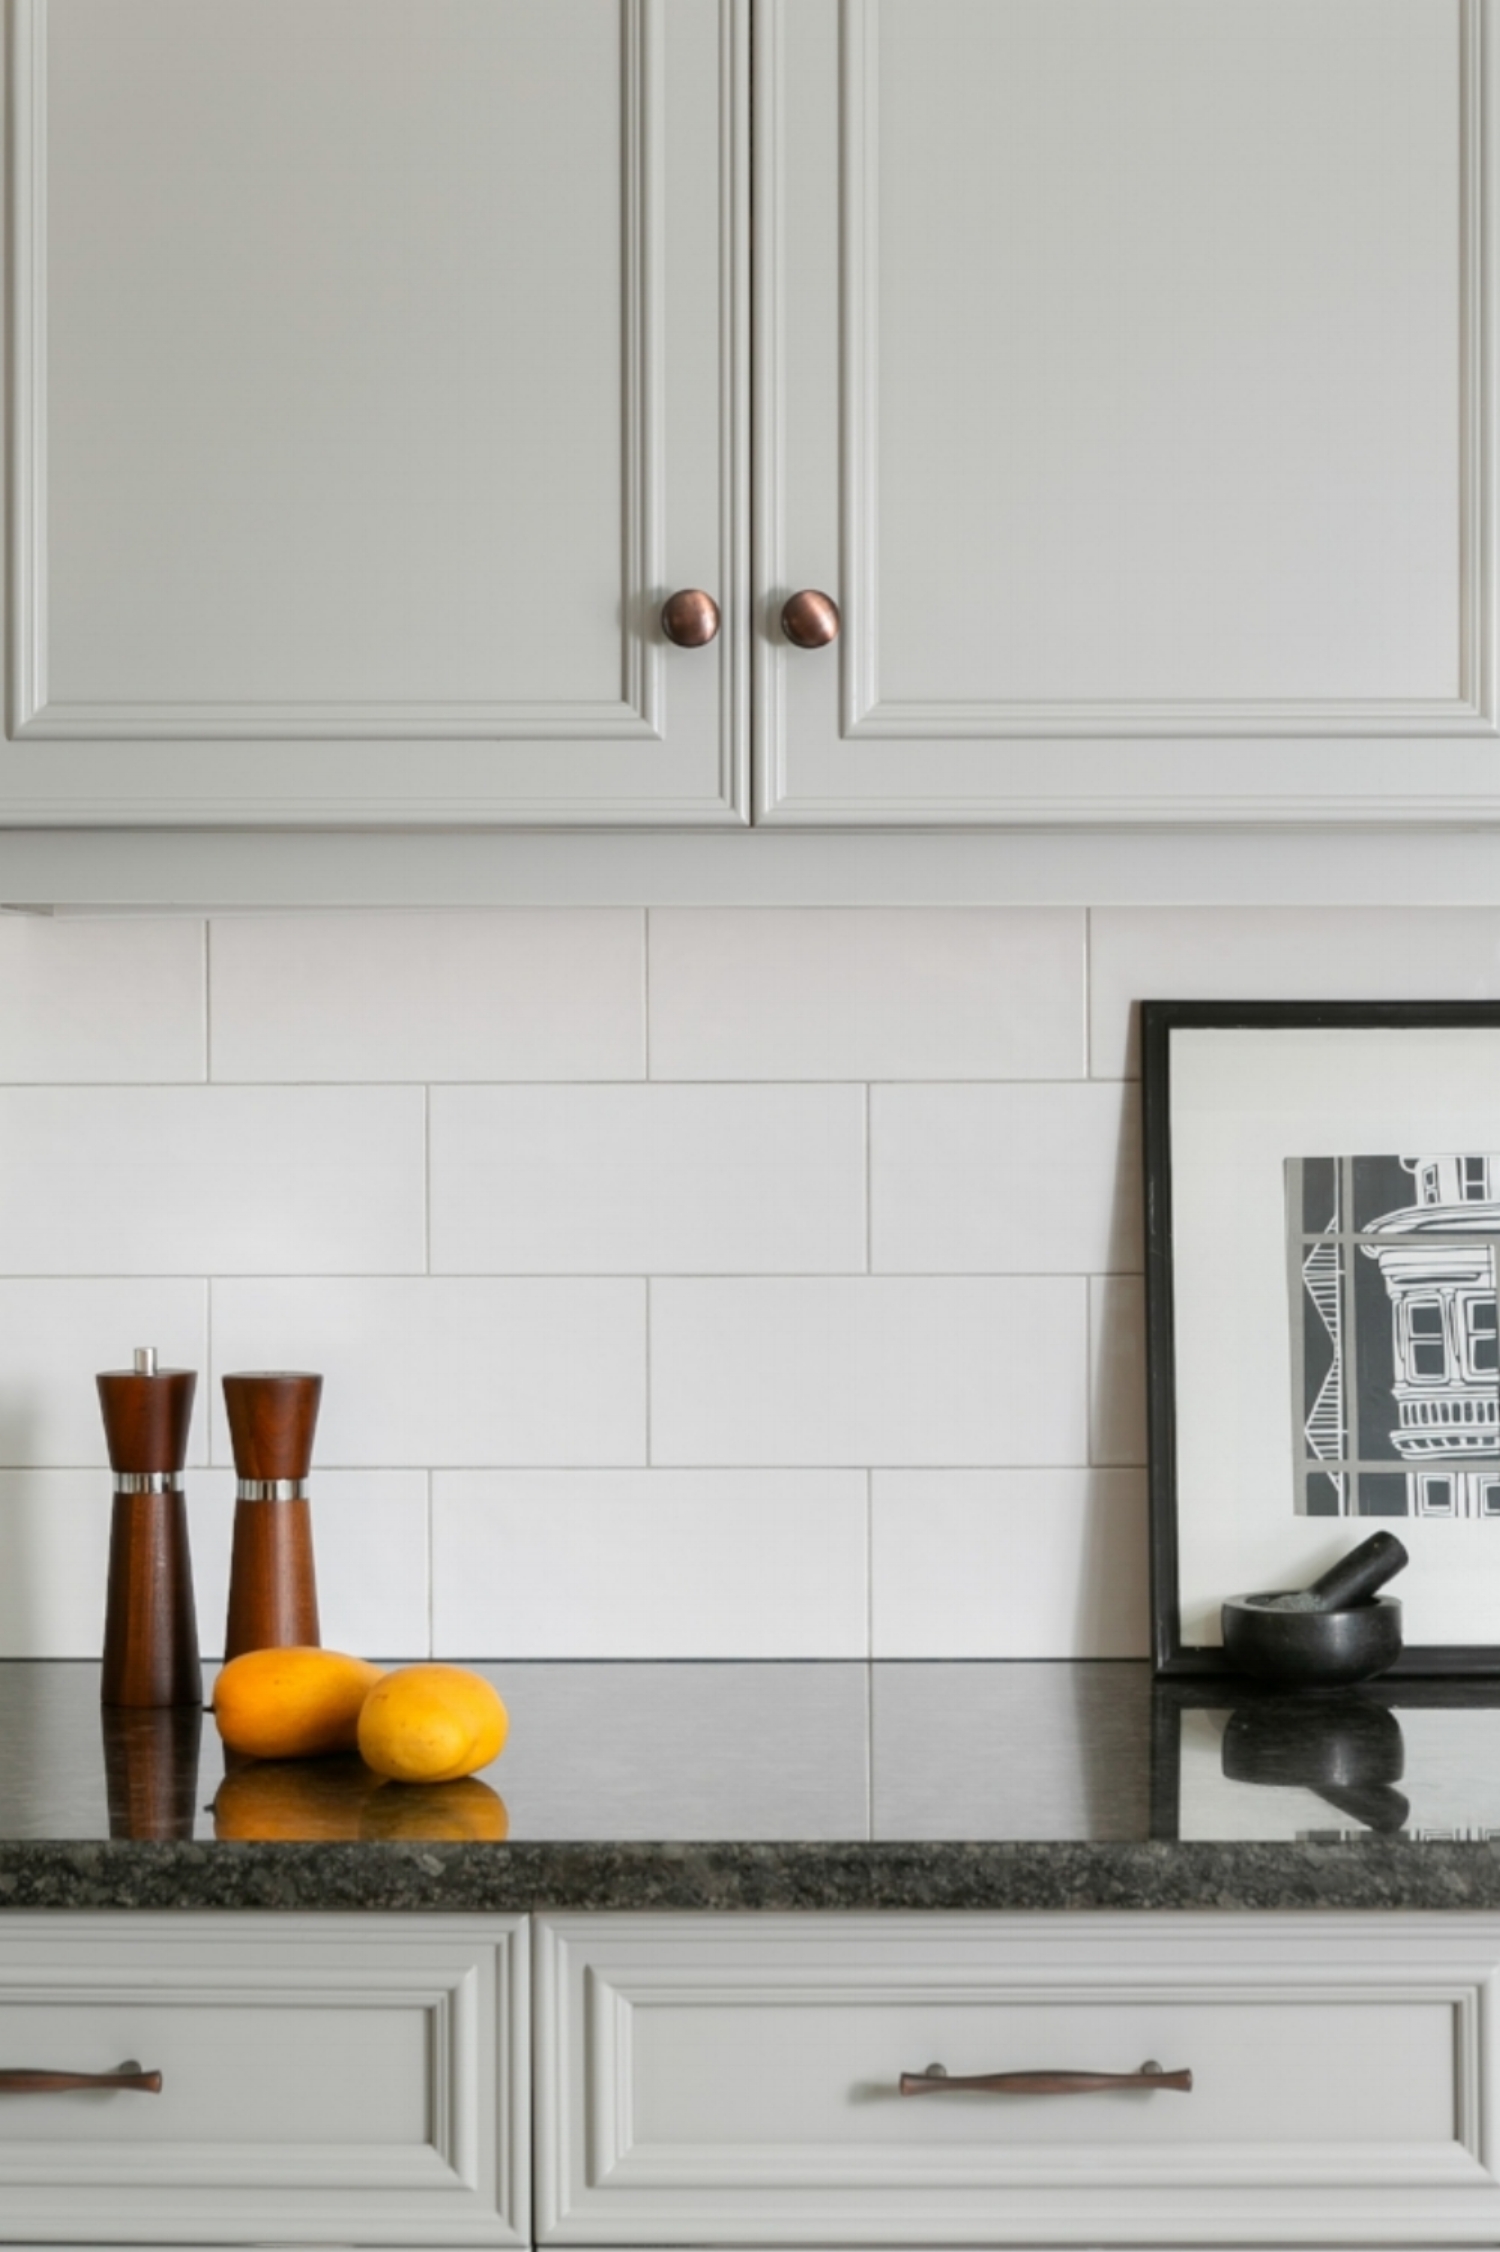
[3,0,748,826]
[2,0,1491,832]
[757,0,1496,826]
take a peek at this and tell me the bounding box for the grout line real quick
[863,1084,872,1273]
[202,919,214,1083]
[865,1467,874,1661]
[0,1269,1141,1281]
[423,1086,432,1275]
[642,908,653,1080]
[644,1278,653,1465]
[0,1074,1138,1090]
[864,1481,875,1841]
[1082,907,1093,1078]
[0,1458,1136,1475]
[426,1468,435,1659]
[1086,1274,1098,1468]
[203,1276,214,1461]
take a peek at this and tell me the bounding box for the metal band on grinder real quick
[113,1472,184,1496]
[236,1478,308,1502]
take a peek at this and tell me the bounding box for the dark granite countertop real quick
[3,1661,1500,1911]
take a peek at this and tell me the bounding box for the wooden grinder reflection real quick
[222,1372,323,1658]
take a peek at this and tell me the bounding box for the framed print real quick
[1143,1001,1500,1676]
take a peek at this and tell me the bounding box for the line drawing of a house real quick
[1359,1156,1500,1519]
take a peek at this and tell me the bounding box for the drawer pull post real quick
[0,2064,162,2095]
[899,2059,1191,2096]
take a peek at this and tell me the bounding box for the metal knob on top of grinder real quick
[97,1346,200,1707]
[222,1371,323,1659]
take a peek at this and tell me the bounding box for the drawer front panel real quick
[0,1913,527,2245]
[536,1912,1500,2245]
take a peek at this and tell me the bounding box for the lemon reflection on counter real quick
[213,1756,507,1842]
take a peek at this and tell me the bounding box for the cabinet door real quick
[4,0,747,825]
[0,1911,528,2244]
[536,1911,1500,2247]
[758,0,1495,825]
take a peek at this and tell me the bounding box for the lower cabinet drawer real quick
[0,1912,528,2245]
[535,1911,1500,2246]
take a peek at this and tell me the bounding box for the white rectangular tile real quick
[0,1472,111,1655]
[0,1088,425,1274]
[0,1283,207,1467]
[871,1082,1141,1274]
[1091,907,1500,1080]
[211,1279,645,1467]
[431,1085,866,1274]
[1091,1273,1148,1467]
[432,1471,867,1657]
[210,908,645,1081]
[0,915,205,1082]
[652,1278,1087,1466]
[649,909,1085,1079]
[871,1469,1149,1658]
[191,1469,430,1660]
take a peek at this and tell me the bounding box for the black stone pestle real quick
[1246,1531,1409,1616]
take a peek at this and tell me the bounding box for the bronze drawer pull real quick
[0,2065,162,2095]
[900,2058,1192,2096]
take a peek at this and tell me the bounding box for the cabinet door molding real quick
[757,0,1500,824]
[5,0,749,823]
[536,1909,1500,2245]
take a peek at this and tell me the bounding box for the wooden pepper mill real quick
[98,1347,200,1707]
[222,1372,323,1659]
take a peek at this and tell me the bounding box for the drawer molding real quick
[0,1913,528,2246]
[536,1912,1500,2246]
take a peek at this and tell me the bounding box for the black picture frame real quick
[1142,999,1500,1678]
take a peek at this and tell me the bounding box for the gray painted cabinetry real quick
[2,0,1489,830]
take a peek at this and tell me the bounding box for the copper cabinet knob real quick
[780,590,840,648]
[661,590,721,647]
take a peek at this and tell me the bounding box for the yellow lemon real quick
[212,1647,385,1762]
[357,1664,508,1784]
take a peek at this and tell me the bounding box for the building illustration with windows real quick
[1360,1155,1500,1519]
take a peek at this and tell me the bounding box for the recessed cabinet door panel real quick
[4,0,747,824]
[757,0,1496,824]
[535,1911,1500,2245]
[0,1912,528,2244]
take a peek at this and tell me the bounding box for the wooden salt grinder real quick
[222,1372,323,1658]
[98,1348,200,1707]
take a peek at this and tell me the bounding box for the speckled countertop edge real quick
[3,1838,1500,1913]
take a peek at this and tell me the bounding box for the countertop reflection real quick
[2,1661,1500,1848]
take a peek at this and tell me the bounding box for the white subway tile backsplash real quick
[0,1283,207,1467]
[1090,1274,1148,1467]
[649,909,1086,1080]
[432,1471,867,1656]
[1091,907,1500,1079]
[871,1469,1149,1658]
[871,1082,1141,1274]
[210,910,645,1081]
[211,1279,645,1467]
[431,1085,866,1274]
[0,899,1238,1659]
[0,916,205,1083]
[0,1089,425,1275]
[652,1278,1088,1466]
[191,1469,430,1660]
